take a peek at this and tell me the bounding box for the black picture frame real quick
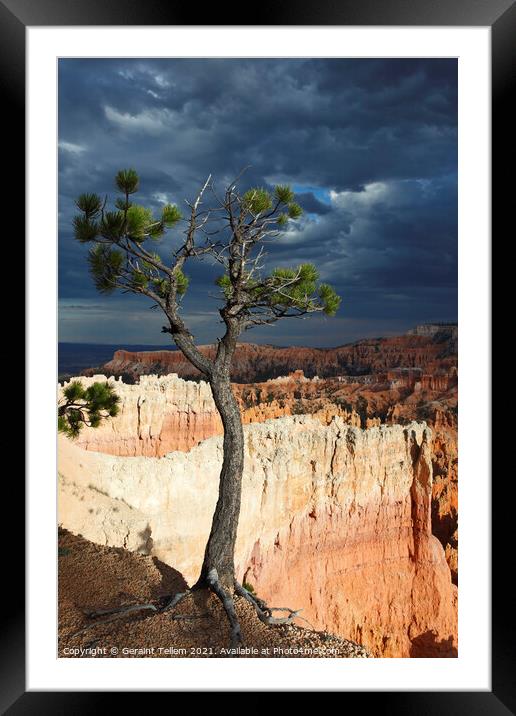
[5,0,508,708]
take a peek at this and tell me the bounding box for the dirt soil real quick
[58,529,370,658]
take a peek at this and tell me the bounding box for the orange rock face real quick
[66,360,458,584]
[61,327,458,656]
[243,437,457,658]
[93,331,457,384]
[66,375,222,456]
[59,419,457,658]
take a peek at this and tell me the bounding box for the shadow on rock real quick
[410,630,458,658]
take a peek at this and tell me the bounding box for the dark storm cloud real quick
[58,58,457,346]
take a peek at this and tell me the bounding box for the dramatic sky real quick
[58,58,457,347]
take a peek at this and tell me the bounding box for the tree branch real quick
[161,324,213,377]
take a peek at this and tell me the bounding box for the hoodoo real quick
[59,413,457,657]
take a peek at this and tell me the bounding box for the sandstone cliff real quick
[63,371,455,460]
[58,416,457,658]
[63,370,458,584]
[65,373,361,457]
[66,374,221,456]
[94,332,457,384]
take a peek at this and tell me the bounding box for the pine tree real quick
[58,380,120,438]
[72,168,341,645]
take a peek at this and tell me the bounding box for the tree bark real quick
[194,370,244,591]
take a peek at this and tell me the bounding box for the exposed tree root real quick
[162,590,190,612]
[234,582,313,629]
[83,604,155,618]
[171,613,210,621]
[72,603,157,638]
[206,568,242,648]
[70,579,309,650]
[71,590,190,639]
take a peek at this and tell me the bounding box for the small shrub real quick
[243,581,256,595]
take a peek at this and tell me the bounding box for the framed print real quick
[3,0,509,708]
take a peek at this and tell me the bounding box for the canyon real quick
[58,417,456,658]
[69,356,458,584]
[88,324,457,384]
[59,326,458,657]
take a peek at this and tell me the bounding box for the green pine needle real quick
[174,268,189,296]
[274,185,294,204]
[162,204,182,226]
[63,380,85,402]
[243,187,272,215]
[73,215,99,243]
[88,245,124,294]
[287,202,303,219]
[75,193,103,217]
[115,168,139,194]
[59,382,120,438]
[126,205,154,240]
[100,211,125,241]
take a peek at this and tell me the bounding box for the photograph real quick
[56,57,458,659]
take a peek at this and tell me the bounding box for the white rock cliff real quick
[58,414,457,657]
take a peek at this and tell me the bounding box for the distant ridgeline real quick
[407,323,458,338]
[58,343,176,380]
[68,326,458,384]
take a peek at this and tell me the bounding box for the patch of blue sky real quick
[291,184,332,205]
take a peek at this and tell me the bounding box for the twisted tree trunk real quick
[195,371,244,591]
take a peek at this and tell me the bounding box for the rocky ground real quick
[58,529,370,659]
